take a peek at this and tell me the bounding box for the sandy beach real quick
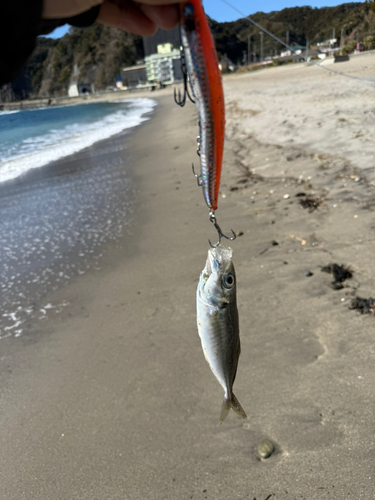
[1,54,375,499]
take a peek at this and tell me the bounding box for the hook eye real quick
[208,212,236,247]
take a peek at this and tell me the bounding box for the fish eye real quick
[223,273,235,289]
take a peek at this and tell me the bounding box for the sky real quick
[47,0,346,38]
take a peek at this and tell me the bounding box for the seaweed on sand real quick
[299,195,323,212]
[321,263,353,289]
[349,297,375,315]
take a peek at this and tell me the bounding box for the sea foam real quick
[0,98,156,183]
[0,110,20,116]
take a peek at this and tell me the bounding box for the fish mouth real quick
[200,247,233,293]
[206,246,233,275]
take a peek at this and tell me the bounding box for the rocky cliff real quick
[2,1,375,102]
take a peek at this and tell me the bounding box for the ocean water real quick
[0,98,156,339]
[0,98,156,182]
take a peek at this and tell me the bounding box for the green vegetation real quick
[3,1,375,101]
[36,25,143,97]
[363,34,375,49]
[342,39,357,54]
[11,37,58,100]
[209,2,368,63]
[2,25,142,101]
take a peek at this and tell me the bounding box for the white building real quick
[144,43,181,84]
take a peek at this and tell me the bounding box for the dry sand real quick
[1,54,375,499]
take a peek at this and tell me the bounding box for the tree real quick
[342,39,357,55]
[363,34,375,50]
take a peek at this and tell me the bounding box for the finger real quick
[139,4,179,31]
[97,1,157,36]
[43,0,104,18]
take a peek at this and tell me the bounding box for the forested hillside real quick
[209,2,375,63]
[2,25,143,102]
[38,25,143,96]
[2,1,375,102]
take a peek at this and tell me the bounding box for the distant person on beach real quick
[1,0,180,85]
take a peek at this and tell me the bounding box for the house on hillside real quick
[280,44,306,57]
[311,39,337,56]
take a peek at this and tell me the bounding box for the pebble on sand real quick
[258,439,275,459]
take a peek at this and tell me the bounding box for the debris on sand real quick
[259,240,279,255]
[230,170,264,191]
[290,234,307,245]
[258,439,275,459]
[321,263,353,289]
[238,167,264,182]
[299,195,323,212]
[321,263,352,282]
[349,297,375,315]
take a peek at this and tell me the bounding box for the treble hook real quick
[174,87,186,107]
[208,211,236,248]
[174,48,195,107]
[192,163,203,186]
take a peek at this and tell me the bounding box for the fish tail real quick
[219,392,247,425]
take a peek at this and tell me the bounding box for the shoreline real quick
[0,86,172,112]
[3,48,375,113]
[0,97,164,342]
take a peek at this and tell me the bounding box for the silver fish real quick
[196,246,247,424]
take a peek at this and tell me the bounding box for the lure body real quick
[180,1,225,211]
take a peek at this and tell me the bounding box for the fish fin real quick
[219,398,231,425]
[219,393,247,425]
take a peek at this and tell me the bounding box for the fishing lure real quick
[176,0,235,246]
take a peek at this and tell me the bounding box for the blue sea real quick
[0,98,156,182]
[0,98,156,339]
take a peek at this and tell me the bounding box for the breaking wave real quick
[0,98,156,183]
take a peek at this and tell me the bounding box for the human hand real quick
[43,0,180,36]
[98,0,180,35]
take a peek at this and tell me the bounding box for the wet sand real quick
[0,126,138,339]
[1,55,375,498]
